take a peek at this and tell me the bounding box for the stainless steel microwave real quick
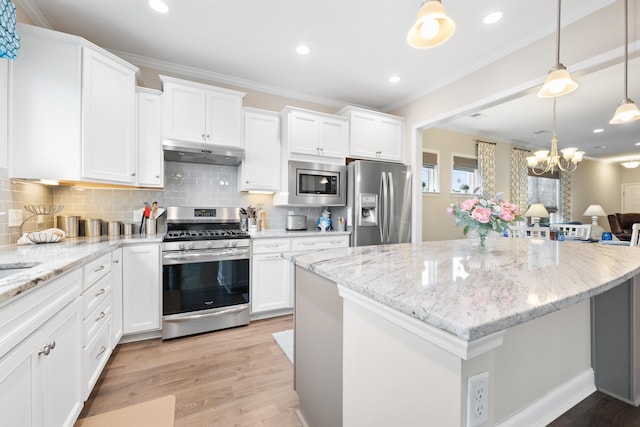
[286,160,346,206]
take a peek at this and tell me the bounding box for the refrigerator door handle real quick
[387,172,394,243]
[380,171,387,243]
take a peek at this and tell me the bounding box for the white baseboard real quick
[496,368,595,427]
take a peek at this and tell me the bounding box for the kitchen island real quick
[288,238,640,427]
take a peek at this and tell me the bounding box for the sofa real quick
[607,213,640,241]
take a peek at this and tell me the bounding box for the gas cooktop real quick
[164,229,249,241]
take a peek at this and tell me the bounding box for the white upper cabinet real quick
[136,88,163,187]
[10,24,138,184]
[281,106,348,162]
[160,75,245,148]
[339,106,405,162]
[239,108,280,192]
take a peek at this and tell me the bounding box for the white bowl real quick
[26,231,64,244]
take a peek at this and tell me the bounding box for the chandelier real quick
[526,97,585,175]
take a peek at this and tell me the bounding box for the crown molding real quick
[111,50,356,111]
[14,0,51,28]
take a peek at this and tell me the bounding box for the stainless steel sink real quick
[0,262,42,279]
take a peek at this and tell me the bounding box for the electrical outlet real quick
[467,371,489,427]
[37,214,44,224]
[133,209,143,222]
[8,209,22,227]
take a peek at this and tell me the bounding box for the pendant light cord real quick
[624,0,629,98]
[555,0,562,65]
[553,97,557,138]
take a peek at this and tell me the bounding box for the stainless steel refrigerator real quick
[347,160,411,246]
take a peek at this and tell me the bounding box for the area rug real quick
[75,395,176,427]
[272,329,294,364]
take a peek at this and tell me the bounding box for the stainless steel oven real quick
[162,207,250,340]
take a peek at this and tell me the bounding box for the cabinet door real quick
[111,248,123,347]
[318,116,347,159]
[41,299,83,427]
[240,110,280,191]
[289,110,320,156]
[82,47,136,184]
[136,89,163,187]
[162,83,207,143]
[377,117,404,162]
[206,89,243,147]
[123,244,161,334]
[251,253,291,313]
[0,330,40,426]
[348,111,379,159]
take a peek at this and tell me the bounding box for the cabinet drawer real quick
[82,273,111,318]
[84,296,111,345]
[84,318,111,398]
[253,238,291,254]
[84,253,111,290]
[291,236,350,251]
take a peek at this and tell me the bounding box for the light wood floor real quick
[76,315,301,427]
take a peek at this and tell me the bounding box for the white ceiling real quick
[15,0,640,161]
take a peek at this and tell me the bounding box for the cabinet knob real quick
[131,172,136,177]
[155,175,160,178]
[38,341,56,357]
[201,134,206,140]
[113,259,119,264]
[206,134,211,140]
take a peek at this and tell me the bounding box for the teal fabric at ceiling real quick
[0,0,19,59]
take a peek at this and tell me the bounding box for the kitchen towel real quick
[272,329,293,364]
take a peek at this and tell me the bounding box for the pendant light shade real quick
[537,0,578,98]
[610,0,640,124]
[407,0,455,49]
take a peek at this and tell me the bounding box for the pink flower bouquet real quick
[447,192,523,249]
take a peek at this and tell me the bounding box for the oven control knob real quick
[231,241,238,247]
[185,242,194,250]
[207,241,213,249]
[223,241,230,248]
[178,243,185,250]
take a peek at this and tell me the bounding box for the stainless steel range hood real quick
[163,140,245,166]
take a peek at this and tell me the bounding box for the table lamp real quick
[583,204,607,240]
[524,204,549,226]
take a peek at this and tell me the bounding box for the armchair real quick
[607,213,640,241]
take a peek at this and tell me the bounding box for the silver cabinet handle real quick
[38,341,56,356]
[94,265,105,273]
[95,288,106,297]
[263,254,282,260]
[95,311,106,322]
[113,259,119,264]
[96,346,106,359]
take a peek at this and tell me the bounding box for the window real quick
[452,155,478,194]
[422,151,438,193]
[527,168,561,223]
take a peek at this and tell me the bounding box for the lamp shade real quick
[583,205,607,217]
[524,204,550,218]
[407,0,455,49]
[537,65,579,98]
[610,98,640,124]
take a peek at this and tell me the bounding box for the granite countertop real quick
[249,229,351,238]
[287,238,640,342]
[0,234,163,306]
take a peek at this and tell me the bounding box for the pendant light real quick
[407,0,455,49]
[610,0,640,124]
[537,0,578,98]
[526,97,585,174]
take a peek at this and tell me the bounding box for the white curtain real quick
[477,141,496,196]
[560,171,572,222]
[510,148,530,215]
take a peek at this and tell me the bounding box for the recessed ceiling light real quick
[389,75,401,84]
[296,45,310,55]
[483,11,503,25]
[149,0,169,13]
[592,145,607,149]
[593,128,604,133]
[635,142,640,146]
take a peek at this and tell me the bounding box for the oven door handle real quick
[163,305,248,322]
[163,248,249,264]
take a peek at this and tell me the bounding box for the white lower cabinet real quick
[111,248,123,347]
[0,270,83,427]
[251,238,292,315]
[251,235,350,318]
[81,253,112,398]
[123,244,161,334]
